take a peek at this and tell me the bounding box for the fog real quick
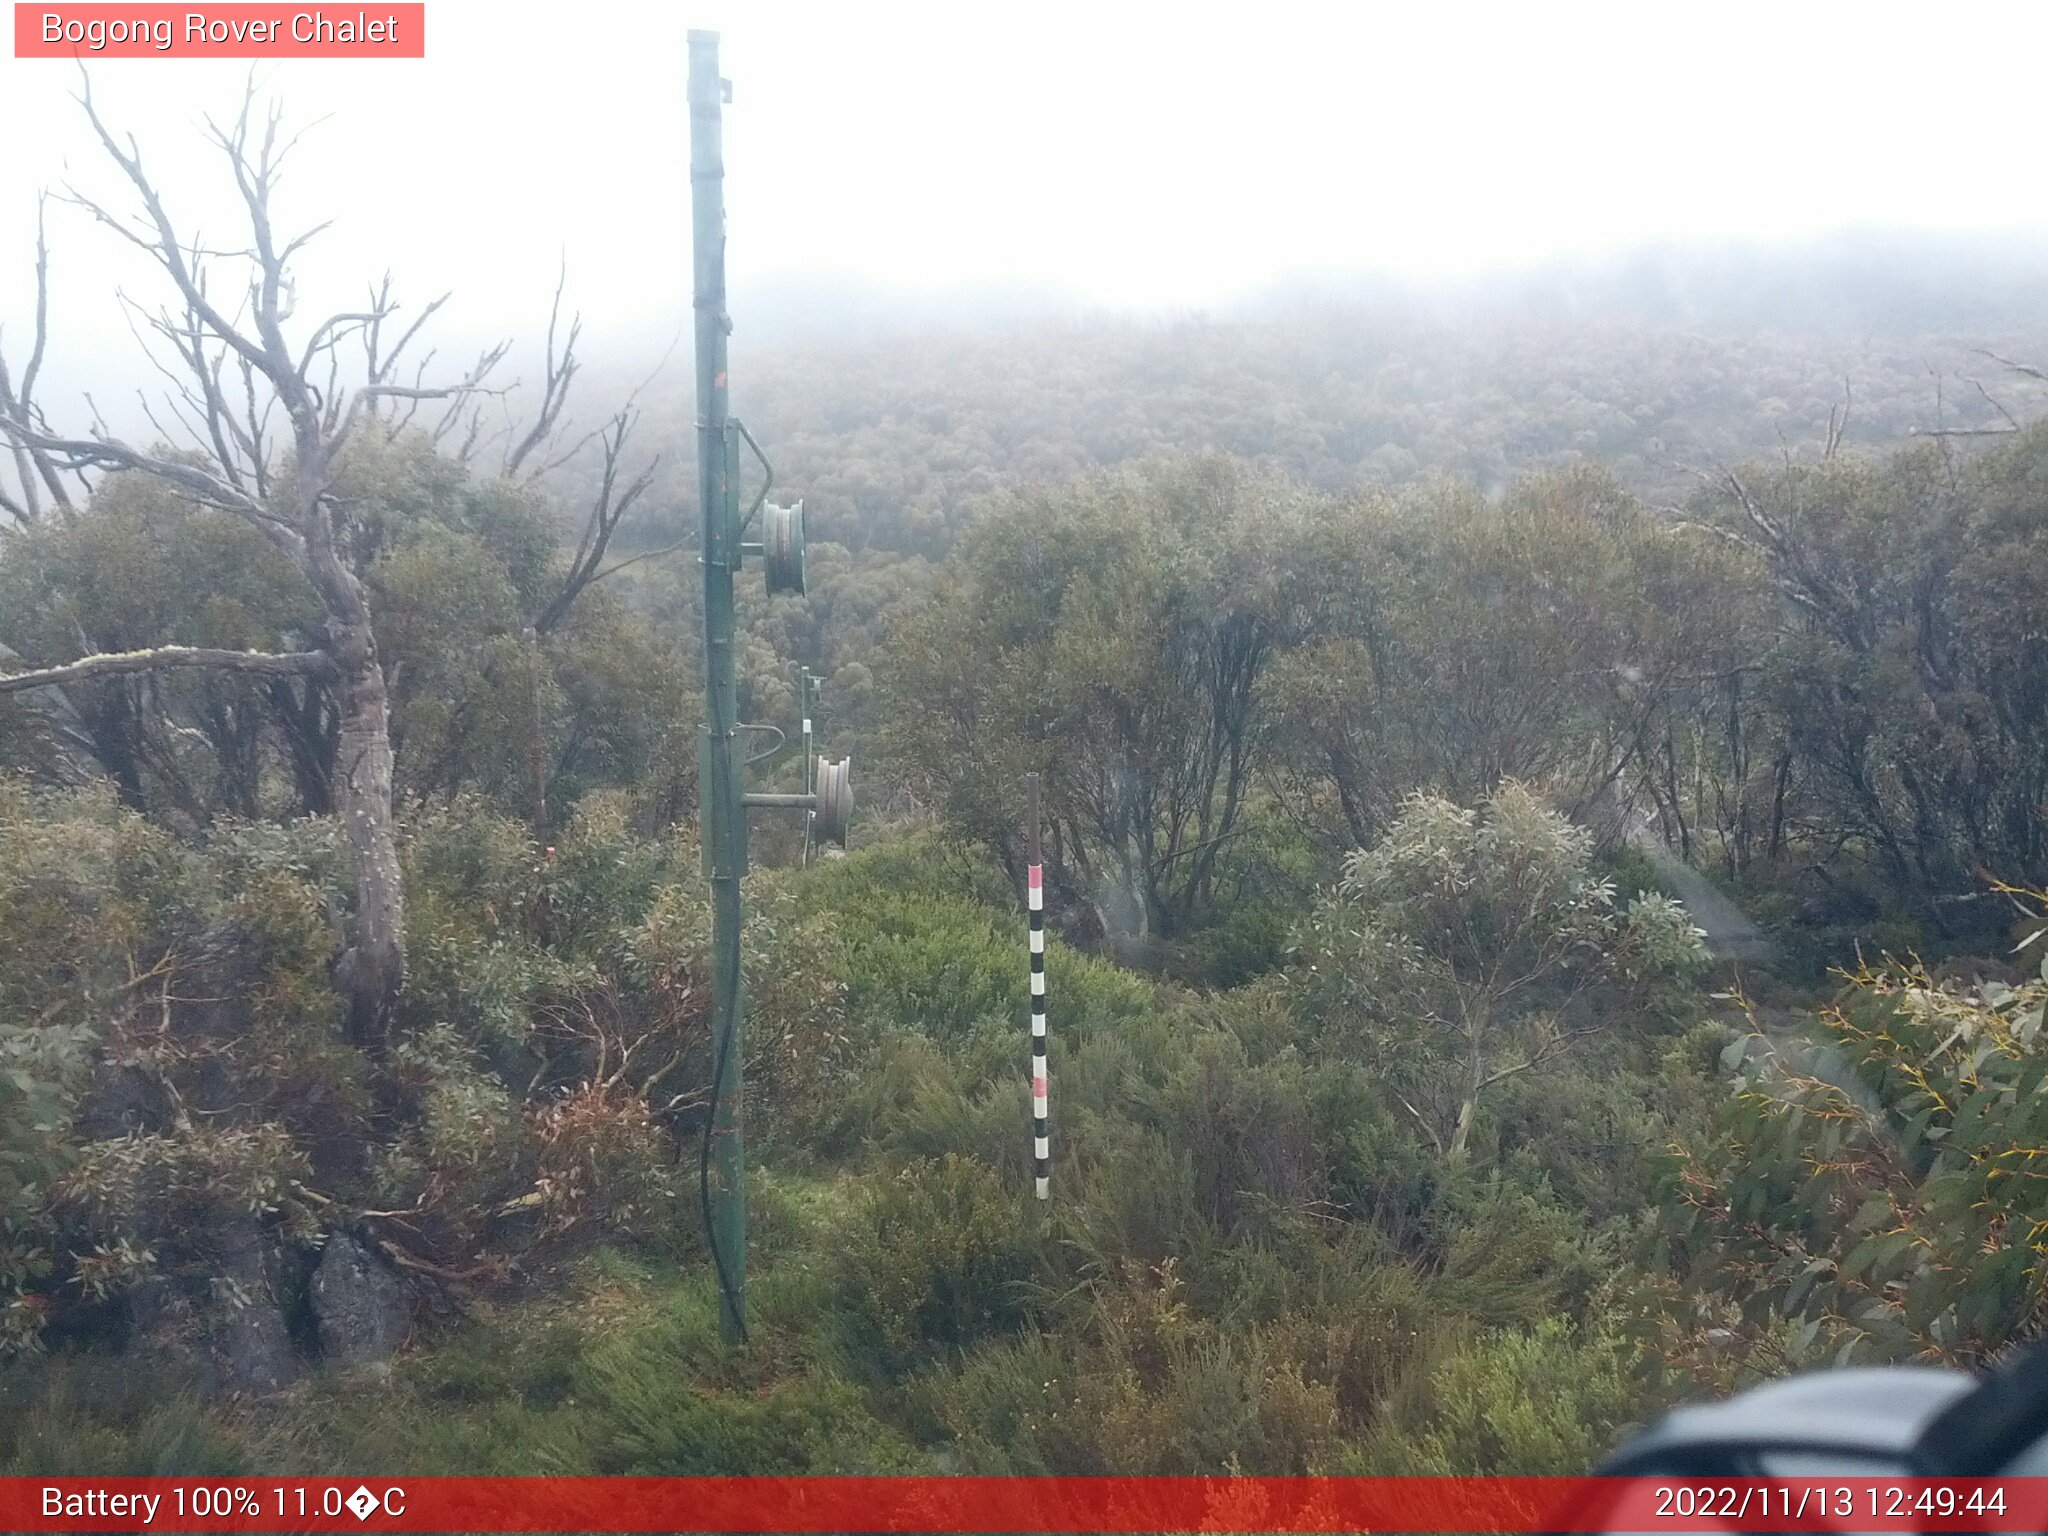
[11,5,2048,1421]
[5,0,2048,410]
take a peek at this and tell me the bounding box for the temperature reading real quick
[271,1484,408,1520]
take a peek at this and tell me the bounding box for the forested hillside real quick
[718,307,2048,545]
[4,94,2048,1478]
[577,304,2048,848]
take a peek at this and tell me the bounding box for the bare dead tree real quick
[1822,378,1851,461]
[0,78,542,1053]
[505,297,685,638]
[501,264,581,479]
[530,406,662,635]
[1912,349,2047,440]
[0,196,80,527]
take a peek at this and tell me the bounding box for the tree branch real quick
[0,193,74,523]
[504,260,579,477]
[531,408,658,635]
[1975,347,2048,384]
[0,645,333,696]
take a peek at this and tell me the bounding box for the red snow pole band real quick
[1027,864,1042,888]
[6,1477,2047,1531]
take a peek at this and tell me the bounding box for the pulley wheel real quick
[814,755,852,847]
[764,500,807,596]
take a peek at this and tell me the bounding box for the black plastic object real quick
[1914,1337,2048,1475]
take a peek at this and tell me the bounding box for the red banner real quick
[3,1476,2047,1532]
[13,4,424,58]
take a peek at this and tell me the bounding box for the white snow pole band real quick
[1027,773,1048,1199]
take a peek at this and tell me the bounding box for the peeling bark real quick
[332,642,404,1052]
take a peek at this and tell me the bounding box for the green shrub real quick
[837,890,1018,1040]
[794,830,1013,919]
[1652,922,2048,1371]
[1138,1029,1330,1243]
[1170,904,1294,989]
[1429,1175,1611,1330]
[839,1155,1037,1359]
[926,1261,1343,1474]
[1357,1317,1649,1474]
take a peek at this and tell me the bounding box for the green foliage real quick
[381,1024,529,1237]
[839,1155,1036,1360]
[0,784,354,1349]
[1357,1318,1646,1475]
[1160,810,1320,988]
[0,1016,92,1343]
[0,473,318,817]
[888,457,1293,940]
[230,1239,922,1475]
[832,884,1017,1041]
[1642,428,2048,928]
[1653,905,2048,1372]
[667,299,2048,575]
[0,779,852,1353]
[1265,467,1749,854]
[925,1302,1344,1474]
[13,290,2048,1476]
[0,771,1704,1474]
[1293,783,1708,1159]
[0,430,692,832]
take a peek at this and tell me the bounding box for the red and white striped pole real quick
[1027,773,1049,1200]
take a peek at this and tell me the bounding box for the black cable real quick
[697,933,749,1344]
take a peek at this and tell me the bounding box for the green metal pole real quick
[689,28,746,1345]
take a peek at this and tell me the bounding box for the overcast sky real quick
[4,0,2047,385]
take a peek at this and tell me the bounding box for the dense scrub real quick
[0,783,850,1371]
[4,278,2048,1474]
[5,769,2048,1474]
[888,433,2048,963]
[0,819,1721,1473]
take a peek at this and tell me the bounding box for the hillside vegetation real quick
[4,218,2048,1472]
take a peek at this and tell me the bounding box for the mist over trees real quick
[3,82,2048,1483]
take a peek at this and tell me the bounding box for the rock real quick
[206,1223,301,1396]
[310,1229,410,1370]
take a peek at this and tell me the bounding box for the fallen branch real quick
[0,644,332,696]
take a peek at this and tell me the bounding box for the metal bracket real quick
[738,722,786,765]
[734,418,774,536]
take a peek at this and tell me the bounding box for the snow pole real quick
[1027,773,1049,1199]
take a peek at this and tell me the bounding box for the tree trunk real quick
[1449,1014,1485,1160]
[331,640,405,1054]
[1449,1097,1476,1160]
